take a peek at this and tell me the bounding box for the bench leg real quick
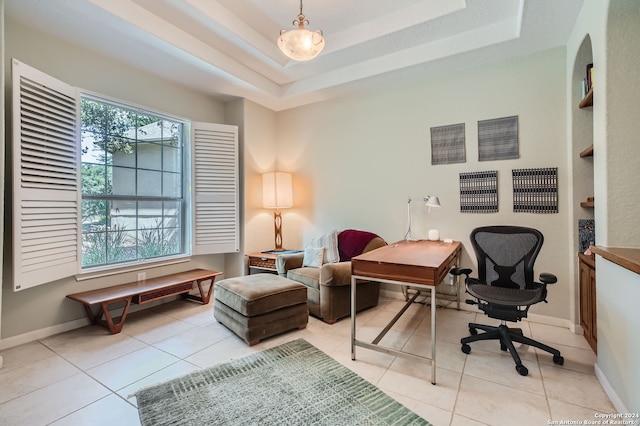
[183,276,217,304]
[83,298,133,334]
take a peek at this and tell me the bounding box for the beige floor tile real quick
[461,347,545,395]
[0,295,618,426]
[0,373,110,426]
[151,300,215,325]
[86,346,180,391]
[450,414,491,426]
[185,334,260,368]
[121,310,194,344]
[0,341,56,372]
[402,336,467,373]
[529,322,591,350]
[117,360,202,406]
[50,394,140,426]
[548,398,607,423]
[152,321,234,358]
[40,326,147,370]
[378,367,461,411]
[536,339,596,375]
[455,375,550,426]
[540,364,615,413]
[384,389,453,426]
[0,355,80,404]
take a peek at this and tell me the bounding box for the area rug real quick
[135,338,431,425]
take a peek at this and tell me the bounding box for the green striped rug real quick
[136,338,431,425]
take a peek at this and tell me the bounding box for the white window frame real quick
[11,59,238,291]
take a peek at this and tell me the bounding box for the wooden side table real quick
[247,250,303,274]
[247,252,278,274]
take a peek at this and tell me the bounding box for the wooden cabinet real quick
[578,253,597,353]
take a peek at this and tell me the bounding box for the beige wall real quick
[276,47,570,320]
[566,0,640,413]
[1,19,229,341]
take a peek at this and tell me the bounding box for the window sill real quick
[75,255,192,281]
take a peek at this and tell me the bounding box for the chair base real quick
[461,322,564,376]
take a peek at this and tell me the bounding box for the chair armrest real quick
[276,253,304,275]
[450,267,472,277]
[539,273,557,284]
[319,262,352,287]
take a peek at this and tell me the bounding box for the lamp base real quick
[273,211,284,250]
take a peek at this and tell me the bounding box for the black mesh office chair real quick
[451,226,564,376]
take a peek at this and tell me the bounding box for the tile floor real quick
[0,296,614,426]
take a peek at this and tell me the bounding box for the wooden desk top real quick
[352,240,461,286]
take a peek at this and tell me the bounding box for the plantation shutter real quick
[12,60,81,291]
[191,122,239,255]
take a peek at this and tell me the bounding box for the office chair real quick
[451,226,564,376]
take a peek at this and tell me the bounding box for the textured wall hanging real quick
[578,219,595,253]
[478,115,519,161]
[431,123,466,165]
[459,171,498,213]
[512,167,558,213]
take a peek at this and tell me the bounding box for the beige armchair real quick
[276,230,387,324]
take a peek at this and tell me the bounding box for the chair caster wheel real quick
[469,327,478,336]
[516,365,528,376]
[461,344,471,354]
[553,355,564,365]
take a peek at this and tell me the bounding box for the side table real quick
[247,250,303,274]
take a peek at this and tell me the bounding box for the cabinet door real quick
[588,266,597,348]
[579,261,593,340]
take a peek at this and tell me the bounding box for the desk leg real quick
[431,285,437,385]
[351,276,356,361]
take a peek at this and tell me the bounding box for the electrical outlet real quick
[137,272,146,282]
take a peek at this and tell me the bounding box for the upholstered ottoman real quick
[213,274,308,346]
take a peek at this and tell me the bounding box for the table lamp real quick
[262,172,293,251]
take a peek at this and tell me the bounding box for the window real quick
[80,97,186,268]
[12,59,239,291]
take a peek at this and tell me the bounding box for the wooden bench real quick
[67,269,222,334]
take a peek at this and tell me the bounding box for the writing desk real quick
[350,239,462,385]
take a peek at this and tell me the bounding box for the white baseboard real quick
[0,317,90,351]
[595,362,628,413]
[0,297,177,351]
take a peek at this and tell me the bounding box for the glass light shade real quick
[278,28,325,61]
[262,172,293,209]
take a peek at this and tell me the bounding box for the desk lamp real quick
[405,195,441,241]
[263,172,293,251]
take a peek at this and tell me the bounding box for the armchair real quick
[277,230,387,324]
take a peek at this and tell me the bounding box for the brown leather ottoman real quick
[213,274,308,346]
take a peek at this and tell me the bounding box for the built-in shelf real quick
[579,144,594,157]
[591,246,640,276]
[580,197,594,208]
[579,88,594,108]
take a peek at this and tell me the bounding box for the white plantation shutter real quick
[192,122,239,255]
[12,60,81,291]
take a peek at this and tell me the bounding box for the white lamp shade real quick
[278,28,325,61]
[424,196,441,208]
[263,172,293,209]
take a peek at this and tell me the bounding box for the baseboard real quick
[0,317,90,351]
[0,296,179,352]
[595,362,629,413]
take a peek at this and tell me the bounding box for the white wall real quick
[566,0,640,413]
[1,19,229,340]
[276,47,570,320]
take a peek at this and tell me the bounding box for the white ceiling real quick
[5,0,584,111]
